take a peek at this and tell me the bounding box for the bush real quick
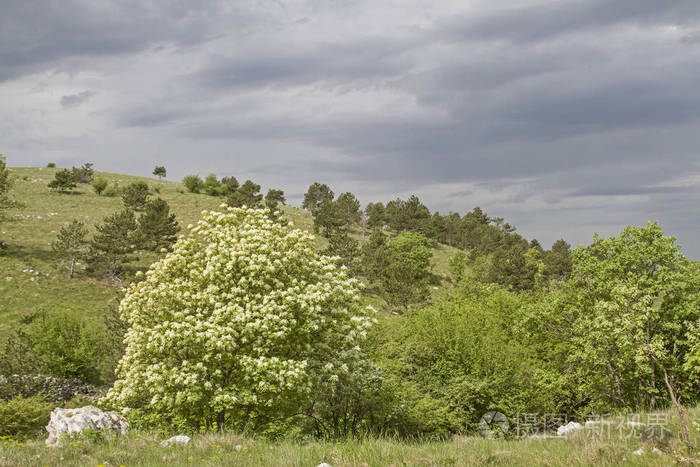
[182,175,203,193]
[47,162,56,168]
[103,207,376,432]
[91,177,108,195]
[4,311,109,385]
[48,169,77,192]
[0,395,53,438]
[103,182,120,197]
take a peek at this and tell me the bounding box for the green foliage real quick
[153,166,167,179]
[203,173,221,196]
[312,199,345,237]
[0,395,53,438]
[87,209,138,281]
[51,219,88,278]
[72,163,94,184]
[103,207,376,431]
[566,222,700,411]
[46,162,56,168]
[121,181,150,211]
[375,283,557,436]
[91,177,108,195]
[448,251,468,283]
[335,192,361,229]
[48,169,77,192]
[385,195,430,232]
[227,180,263,207]
[265,188,286,210]
[135,198,180,251]
[365,202,386,229]
[25,310,107,384]
[182,175,204,193]
[220,176,239,197]
[323,231,359,271]
[103,181,121,197]
[302,182,334,215]
[543,239,572,281]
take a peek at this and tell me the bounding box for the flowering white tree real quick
[103,207,375,430]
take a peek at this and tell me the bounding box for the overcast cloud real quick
[2,0,699,257]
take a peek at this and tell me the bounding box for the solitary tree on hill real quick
[153,166,167,180]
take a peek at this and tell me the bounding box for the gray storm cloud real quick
[1,0,699,256]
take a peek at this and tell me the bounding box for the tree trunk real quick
[70,256,75,278]
[660,364,694,455]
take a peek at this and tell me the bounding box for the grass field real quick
[0,167,459,333]
[1,406,698,466]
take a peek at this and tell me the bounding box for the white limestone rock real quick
[557,421,584,436]
[161,435,191,446]
[45,405,129,446]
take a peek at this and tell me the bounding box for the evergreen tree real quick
[136,198,180,251]
[323,231,359,271]
[48,169,77,192]
[227,180,263,207]
[153,166,167,180]
[313,199,345,237]
[220,176,239,197]
[365,202,386,229]
[336,192,361,229]
[302,182,334,215]
[0,155,20,251]
[543,239,572,281]
[265,188,286,210]
[87,209,138,281]
[121,181,150,211]
[52,219,88,278]
[72,163,94,183]
[203,173,221,196]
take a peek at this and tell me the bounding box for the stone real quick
[45,405,129,446]
[557,421,583,436]
[652,447,663,454]
[317,464,333,467]
[633,448,644,456]
[160,435,191,447]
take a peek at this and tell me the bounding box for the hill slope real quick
[0,167,459,332]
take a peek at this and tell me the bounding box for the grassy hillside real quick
[1,406,697,466]
[0,167,459,332]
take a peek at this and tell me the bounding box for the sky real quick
[2,0,700,257]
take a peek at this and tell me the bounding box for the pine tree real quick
[136,198,180,251]
[153,166,167,180]
[87,209,137,281]
[48,169,77,192]
[227,180,263,207]
[121,181,150,210]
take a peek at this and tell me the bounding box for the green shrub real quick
[182,174,203,193]
[121,181,149,210]
[0,395,53,438]
[91,177,108,195]
[103,182,120,197]
[25,310,107,384]
[47,162,56,168]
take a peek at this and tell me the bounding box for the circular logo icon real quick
[479,411,509,439]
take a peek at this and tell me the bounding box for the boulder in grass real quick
[557,421,583,436]
[160,435,191,446]
[45,405,129,446]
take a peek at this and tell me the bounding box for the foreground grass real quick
[2,406,699,466]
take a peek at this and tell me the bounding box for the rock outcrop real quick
[45,405,129,446]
